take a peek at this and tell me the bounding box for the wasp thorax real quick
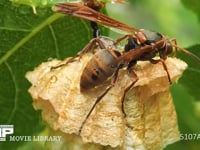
[137,29,163,44]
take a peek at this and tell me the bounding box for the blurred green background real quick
[107,1,200,150]
[0,0,200,149]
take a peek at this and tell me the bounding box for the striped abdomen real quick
[80,49,121,90]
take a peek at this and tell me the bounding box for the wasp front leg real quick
[150,58,172,84]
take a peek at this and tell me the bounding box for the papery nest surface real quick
[26,53,187,150]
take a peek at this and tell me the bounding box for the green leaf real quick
[0,1,94,149]
[181,0,200,21]
[178,45,200,101]
[166,84,200,150]
[167,45,200,150]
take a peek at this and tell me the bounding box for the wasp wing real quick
[53,3,138,33]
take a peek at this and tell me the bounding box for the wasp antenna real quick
[114,0,128,4]
[172,44,200,64]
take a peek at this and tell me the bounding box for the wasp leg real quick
[114,34,133,45]
[50,57,76,70]
[51,38,106,70]
[121,61,139,117]
[77,37,106,58]
[78,65,121,135]
[150,58,172,84]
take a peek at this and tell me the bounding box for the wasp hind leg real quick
[77,37,106,58]
[51,38,106,70]
[114,34,133,45]
[78,65,121,135]
[50,57,76,70]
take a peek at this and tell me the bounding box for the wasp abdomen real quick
[80,49,121,90]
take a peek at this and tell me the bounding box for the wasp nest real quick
[26,53,187,150]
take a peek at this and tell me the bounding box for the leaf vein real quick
[0,27,31,32]
[49,24,60,58]
[187,67,200,73]
[0,13,63,65]
[5,61,19,124]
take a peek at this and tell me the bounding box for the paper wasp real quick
[52,3,200,134]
